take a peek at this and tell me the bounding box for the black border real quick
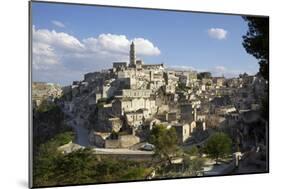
[29,1,270,188]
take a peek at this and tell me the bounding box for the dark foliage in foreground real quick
[243,16,269,125]
[242,16,269,81]
[149,125,179,165]
[33,140,152,187]
[33,101,73,154]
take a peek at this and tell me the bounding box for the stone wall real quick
[105,139,120,148]
[105,135,140,148]
[119,135,140,148]
[121,89,152,98]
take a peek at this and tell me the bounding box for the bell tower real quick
[129,42,136,67]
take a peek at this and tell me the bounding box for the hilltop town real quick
[33,42,268,176]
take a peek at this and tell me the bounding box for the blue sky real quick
[32,2,259,86]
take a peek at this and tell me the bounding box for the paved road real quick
[203,160,234,176]
[63,108,90,147]
[93,148,154,155]
[70,118,90,147]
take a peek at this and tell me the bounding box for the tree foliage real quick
[204,132,232,163]
[33,132,75,186]
[34,148,151,187]
[176,82,191,92]
[242,16,269,123]
[242,16,269,80]
[33,103,73,153]
[33,132,152,187]
[149,125,179,164]
[185,146,199,156]
[183,156,205,176]
[197,72,212,80]
[37,100,56,113]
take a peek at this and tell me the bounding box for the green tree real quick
[204,132,232,164]
[33,102,72,151]
[33,132,75,187]
[176,82,190,92]
[242,16,269,81]
[149,125,179,165]
[183,156,205,176]
[53,148,97,185]
[121,167,151,180]
[243,16,269,123]
[37,100,56,113]
[185,146,199,156]
[33,136,152,187]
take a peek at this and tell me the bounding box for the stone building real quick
[213,77,225,87]
[172,123,190,144]
[89,131,111,147]
[164,71,179,93]
[180,103,193,123]
[88,93,102,105]
[113,98,156,117]
[108,117,123,132]
[178,70,197,87]
[166,111,177,122]
[125,109,150,128]
[113,62,127,72]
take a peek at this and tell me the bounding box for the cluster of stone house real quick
[59,41,266,149]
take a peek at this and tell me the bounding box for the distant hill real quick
[32,82,62,107]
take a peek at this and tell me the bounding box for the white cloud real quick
[165,64,253,78]
[52,20,65,28]
[167,65,196,71]
[83,34,161,56]
[33,26,84,52]
[32,26,161,85]
[211,65,228,76]
[32,26,85,69]
[207,28,228,40]
[133,38,161,56]
[214,66,226,72]
[210,65,254,78]
[32,42,59,70]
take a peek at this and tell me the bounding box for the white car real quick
[141,143,155,151]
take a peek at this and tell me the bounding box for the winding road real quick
[63,107,90,147]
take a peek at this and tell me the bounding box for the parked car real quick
[140,143,155,151]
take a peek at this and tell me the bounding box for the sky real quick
[31,2,259,86]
